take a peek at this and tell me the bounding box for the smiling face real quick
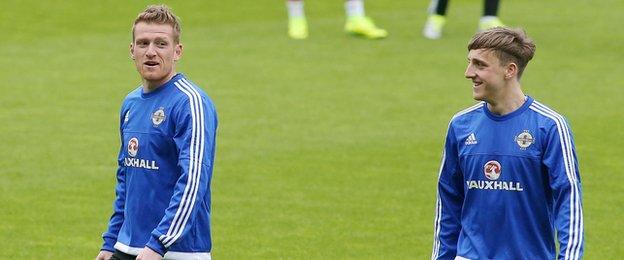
[464,49,509,102]
[130,22,182,91]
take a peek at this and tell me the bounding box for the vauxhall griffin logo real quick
[484,160,502,180]
[124,137,159,170]
[128,137,139,157]
[467,160,523,192]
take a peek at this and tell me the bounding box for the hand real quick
[95,250,113,260]
[136,247,163,260]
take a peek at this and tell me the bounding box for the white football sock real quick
[480,16,499,23]
[345,0,365,18]
[287,0,305,19]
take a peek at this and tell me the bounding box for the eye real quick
[136,40,148,47]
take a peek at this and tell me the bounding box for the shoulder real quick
[120,86,142,109]
[169,76,217,116]
[171,76,213,101]
[448,102,485,127]
[527,99,570,129]
[124,86,142,100]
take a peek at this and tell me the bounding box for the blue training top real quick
[102,73,217,259]
[432,96,584,260]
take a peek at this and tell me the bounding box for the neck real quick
[486,81,526,115]
[142,72,176,93]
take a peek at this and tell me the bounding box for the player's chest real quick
[456,121,542,159]
[122,101,174,137]
[120,103,177,161]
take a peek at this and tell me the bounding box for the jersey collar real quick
[140,73,184,98]
[483,95,534,121]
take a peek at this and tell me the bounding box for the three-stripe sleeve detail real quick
[159,79,206,248]
[530,102,583,260]
[431,150,445,259]
[431,102,483,260]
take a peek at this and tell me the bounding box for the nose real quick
[145,43,157,57]
[464,65,475,79]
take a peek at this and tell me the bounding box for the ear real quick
[129,43,135,60]
[505,62,518,79]
[174,43,183,62]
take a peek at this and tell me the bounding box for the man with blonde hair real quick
[96,4,217,260]
[431,27,584,259]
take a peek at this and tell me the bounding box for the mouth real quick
[472,80,483,88]
[144,61,159,67]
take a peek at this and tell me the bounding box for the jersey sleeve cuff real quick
[101,235,117,253]
[146,235,166,256]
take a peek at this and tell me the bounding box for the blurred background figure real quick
[423,0,505,39]
[286,0,388,39]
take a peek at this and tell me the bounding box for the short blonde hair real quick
[468,27,536,79]
[132,4,181,43]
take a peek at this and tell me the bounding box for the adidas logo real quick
[465,133,478,145]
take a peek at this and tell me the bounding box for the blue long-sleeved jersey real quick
[431,96,584,260]
[101,73,217,259]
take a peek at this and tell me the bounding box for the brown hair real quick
[468,27,536,79]
[132,4,181,43]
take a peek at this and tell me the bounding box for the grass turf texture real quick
[1,0,622,258]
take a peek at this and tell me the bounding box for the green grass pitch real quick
[0,0,622,258]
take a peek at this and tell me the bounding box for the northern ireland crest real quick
[152,107,166,126]
[515,130,534,149]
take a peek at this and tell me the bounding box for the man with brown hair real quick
[431,27,584,259]
[96,4,217,260]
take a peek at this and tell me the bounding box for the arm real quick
[431,124,464,260]
[101,165,126,252]
[145,97,217,256]
[100,110,129,254]
[543,120,584,260]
